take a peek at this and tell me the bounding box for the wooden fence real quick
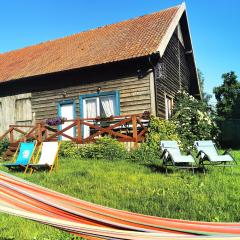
[0,114,149,148]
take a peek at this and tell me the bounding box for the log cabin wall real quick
[31,74,151,121]
[155,31,192,118]
[0,59,153,132]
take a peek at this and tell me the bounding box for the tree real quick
[213,71,240,120]
[197,69,211,105]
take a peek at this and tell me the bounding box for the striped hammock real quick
[0,170,239,240]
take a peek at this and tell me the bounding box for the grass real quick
[0,151,240,239]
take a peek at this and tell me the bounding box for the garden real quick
[0,73,240,239]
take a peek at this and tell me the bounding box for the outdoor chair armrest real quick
[196,150,204,159]
[160,149,167,159]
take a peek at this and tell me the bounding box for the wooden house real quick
[0,3,200,138]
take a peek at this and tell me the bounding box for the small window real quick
[165,95,173,120]
[15,98,32,122]
[177,24,185,48]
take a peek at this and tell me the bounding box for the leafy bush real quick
[79,137,127,160]
[59,141,79,158]
[0,138,9,157]
[147,116,181,149]
[172,91,219,149]
[59,137,127,161]
[130,117,181,164]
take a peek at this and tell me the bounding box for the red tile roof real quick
[0,5,180,83]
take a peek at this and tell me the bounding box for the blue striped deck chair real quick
[160,140,197,173]
[194,140,237,172]
[3,142,36,172]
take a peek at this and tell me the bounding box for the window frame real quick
[165,94,173,120]
[15,97,32,123]
[79,90,120,119]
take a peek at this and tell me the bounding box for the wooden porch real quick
[0,113,149,159]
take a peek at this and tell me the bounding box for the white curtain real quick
[100,96,116,117]
[86,99,97,118]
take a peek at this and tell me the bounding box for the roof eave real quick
[157,2,186,57]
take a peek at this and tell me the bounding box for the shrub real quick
[172,91,219,149]
[59,137,128,161]
[79,137,127,160]
[59,141,79,158]
[130,117,181,164]
[0,138,9,157]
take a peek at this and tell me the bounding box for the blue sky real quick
[0,0,239,102]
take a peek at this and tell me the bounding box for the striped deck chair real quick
[3,142,36,171]
[160,140,197,173]
[194,140,237,172]
[26,142,60,174]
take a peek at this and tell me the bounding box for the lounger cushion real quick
[208,154,233,162]
[170,154,195,163]
[160,140,179,149]
[194,140,214,147]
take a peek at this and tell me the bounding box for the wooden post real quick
[132,115,138,149]
[37,123,42,143]
[9,128,14,143]
[77,119,82,144]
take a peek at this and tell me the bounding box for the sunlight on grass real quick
[0,150,240,239]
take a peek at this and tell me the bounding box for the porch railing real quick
[0,114,149,148]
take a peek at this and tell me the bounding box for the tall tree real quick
[197,69,211,105]
[213,71,240,120]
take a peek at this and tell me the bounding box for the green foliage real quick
[0,138,9,157]
[172,91,219,148]
[213,71,240,120]
[59,141,79,158]
[78,137,127,160]
[197,69,212,104]
[59,137,127,161]
[130,117,181,164]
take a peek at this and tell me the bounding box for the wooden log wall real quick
[32,75,151,121]
[155,32,192,118]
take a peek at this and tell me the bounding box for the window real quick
[15,98,32,123]
[177,24,185,48]
[80,91,120,119]
[165,95,173,120]
[79,91,120,138]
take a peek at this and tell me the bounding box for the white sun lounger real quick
[160,141,196,173]
[194,140,237,171]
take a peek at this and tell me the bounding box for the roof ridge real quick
[0,4,181,56]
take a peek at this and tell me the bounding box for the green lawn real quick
[0,151,240,239]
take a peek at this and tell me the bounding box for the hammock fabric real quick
[0,171,240,240]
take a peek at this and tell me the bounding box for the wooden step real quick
[2,142,20,161]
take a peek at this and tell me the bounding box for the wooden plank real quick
[32,74,151,120]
